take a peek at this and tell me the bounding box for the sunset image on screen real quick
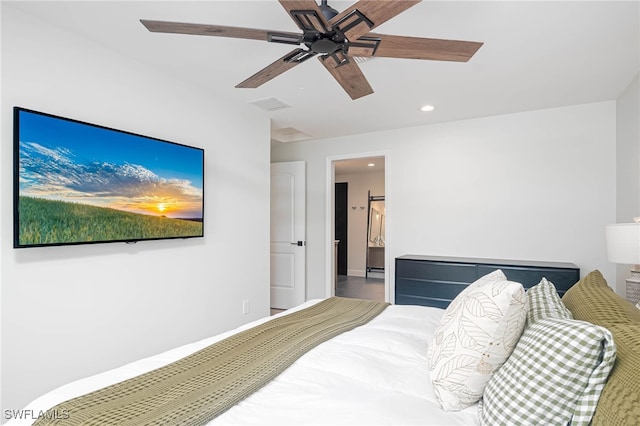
[16,109,204,247]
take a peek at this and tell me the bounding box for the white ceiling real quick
[334,156,385,175]
[7,0,640,146]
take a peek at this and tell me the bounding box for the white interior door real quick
[270,161,306,309]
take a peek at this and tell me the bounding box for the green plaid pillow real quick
[479,318,616,426]
[526,278,573,327]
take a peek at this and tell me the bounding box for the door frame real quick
[325,151,390,301]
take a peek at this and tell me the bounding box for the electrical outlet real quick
[242,300,250,315]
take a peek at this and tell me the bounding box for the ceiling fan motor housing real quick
[311,37,340,54]
[303,28,348,55]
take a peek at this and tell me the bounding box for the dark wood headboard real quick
[395,255,580,309]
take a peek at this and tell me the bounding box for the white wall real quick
[273,102,618,301]
[614,73,640,293]
[334,170,384,276]
[1,6,271,415]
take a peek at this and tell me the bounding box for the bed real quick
[7,265,640,426]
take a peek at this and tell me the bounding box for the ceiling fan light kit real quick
[141,0,483,100]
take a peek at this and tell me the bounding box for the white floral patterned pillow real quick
[427,269,528,411]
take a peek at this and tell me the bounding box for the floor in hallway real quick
[270,275,385,315]
[335,275,385,302]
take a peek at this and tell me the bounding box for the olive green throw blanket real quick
[34,297,388,426]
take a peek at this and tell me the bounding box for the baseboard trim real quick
[347,269,365,277]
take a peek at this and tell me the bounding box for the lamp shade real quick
[606,223,640,264]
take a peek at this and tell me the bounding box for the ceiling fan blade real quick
[236,48,315,89]
[140,19,301,42]
[350,33,483,62]
[329,0,421,42]
[319,53,373,100]
[278,0,330,33]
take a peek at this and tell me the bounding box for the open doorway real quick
[332,155,386,302]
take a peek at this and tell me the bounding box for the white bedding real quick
[9,300,479,426]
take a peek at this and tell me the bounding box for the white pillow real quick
[427,269,527,411]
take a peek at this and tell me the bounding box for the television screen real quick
[13,107,204,248]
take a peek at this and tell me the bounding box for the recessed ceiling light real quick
[368,163,375,167]
[420,104,435,112]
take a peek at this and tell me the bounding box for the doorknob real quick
[290,241,305,246]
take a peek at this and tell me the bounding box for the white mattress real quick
[9,300,479,425]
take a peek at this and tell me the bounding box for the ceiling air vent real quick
[352,56,374,64]
[249,97,291,111]
[272,127,313,143]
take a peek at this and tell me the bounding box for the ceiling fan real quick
[141,0,483,100]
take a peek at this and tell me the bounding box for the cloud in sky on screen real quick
[16,109,203,218]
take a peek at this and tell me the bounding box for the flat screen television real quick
[13,107,204,248]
